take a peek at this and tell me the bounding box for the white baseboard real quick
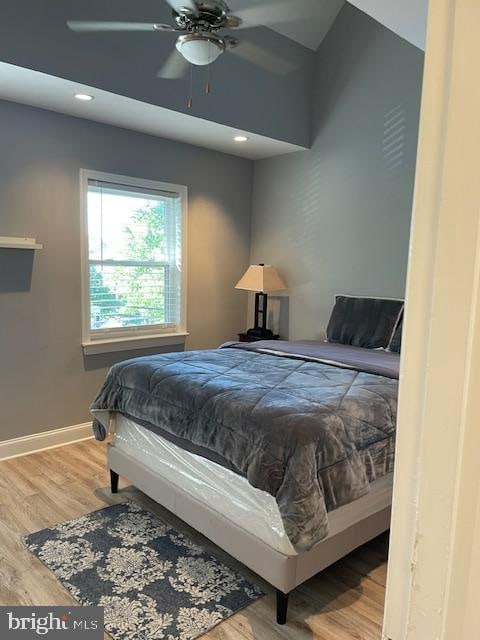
[0,422,93,461]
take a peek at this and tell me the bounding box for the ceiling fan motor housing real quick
[173,0,233,30]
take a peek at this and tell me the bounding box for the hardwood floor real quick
[0,440,389,639]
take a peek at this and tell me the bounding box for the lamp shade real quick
[235,264,286,293]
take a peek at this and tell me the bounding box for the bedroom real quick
[0,1,478,639]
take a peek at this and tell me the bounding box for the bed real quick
[90,296,403,624]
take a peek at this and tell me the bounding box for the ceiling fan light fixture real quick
[176,33,225,66]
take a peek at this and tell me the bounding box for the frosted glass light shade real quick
[235,265,287,293]
[176,35,224,66]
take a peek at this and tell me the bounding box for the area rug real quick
[23,502,264,640]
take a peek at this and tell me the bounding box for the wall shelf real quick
[0,237,43,250]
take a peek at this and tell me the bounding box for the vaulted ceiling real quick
[0,0,315,152]
[344,0,428,50]
[0,0,427,159]
[230,0,344,51]
[242,0,428,51]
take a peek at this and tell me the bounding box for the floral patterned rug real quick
[23,501,264,640]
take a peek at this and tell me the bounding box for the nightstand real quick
[238,333,280,343]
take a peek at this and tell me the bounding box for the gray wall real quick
[0,100,252,440]
[0,0,314,147]
[249,5,424,340]
[0,4,425,442]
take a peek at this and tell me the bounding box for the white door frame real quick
[382,0,480,638]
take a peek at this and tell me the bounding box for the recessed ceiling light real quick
[234,135,248,143]
[74,93,94,102]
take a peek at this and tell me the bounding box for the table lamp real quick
[235,264,287,338]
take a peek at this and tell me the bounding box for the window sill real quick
[82,332,189,356]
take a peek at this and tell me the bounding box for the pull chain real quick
[186,59,213,107]
[187,64,193,109]
[206,71,211,94]
[206,45,212,95]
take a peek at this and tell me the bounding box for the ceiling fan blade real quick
[228,40,295,75]
[157,50,190,79]
[232,2,298,29]
[67,21,175,32]
[164,0,198,14]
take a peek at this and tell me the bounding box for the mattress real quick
[112,414,393,557]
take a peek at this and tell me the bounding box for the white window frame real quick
[80,169,188,355]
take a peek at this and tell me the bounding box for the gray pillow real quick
[387,311,403,353]
[327,296,404,349]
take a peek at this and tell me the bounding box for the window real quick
[81,170,187,353]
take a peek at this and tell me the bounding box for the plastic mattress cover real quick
[113,414,297,556]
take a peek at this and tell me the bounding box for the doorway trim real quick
[382,0,480,638]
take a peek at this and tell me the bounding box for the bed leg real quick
[110,469,119,494]
[276,590,290,625]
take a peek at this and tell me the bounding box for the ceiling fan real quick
[67,0,294,79]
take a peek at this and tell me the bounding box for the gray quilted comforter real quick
[91,341,399,552]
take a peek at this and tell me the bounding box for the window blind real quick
[87,179,183,334]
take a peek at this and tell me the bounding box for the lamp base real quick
[246,327,274,339]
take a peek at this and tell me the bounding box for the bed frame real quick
[107,443,392,624]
